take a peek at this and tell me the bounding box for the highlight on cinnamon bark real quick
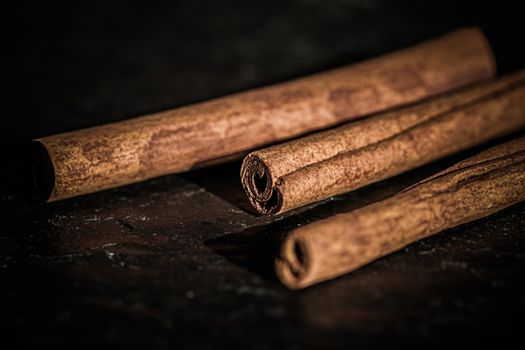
[241,70,525,215]
[33,28,494,201]
[276,136,525,289]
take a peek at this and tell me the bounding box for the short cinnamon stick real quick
[241,71,525,214]
[276,136,525,289]
[34,28,494,201]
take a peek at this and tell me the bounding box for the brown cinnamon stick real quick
[34,28,494,201]
[276,136,525,289]
[241,71,525,214]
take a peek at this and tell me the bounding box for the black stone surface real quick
[2,1,525,348]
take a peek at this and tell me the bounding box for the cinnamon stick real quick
[276,136,525,289]
[33,28,494,201]
[241,71,525,214]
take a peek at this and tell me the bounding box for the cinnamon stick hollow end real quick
[275,233,314,290]
[240,154,284,214]
[31,140,56,201]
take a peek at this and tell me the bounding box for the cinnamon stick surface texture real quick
[34,28,494,201]
[276,136,525,289]
[241,71,525,214]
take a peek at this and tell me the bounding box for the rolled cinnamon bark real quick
[241,71,525,214]
[34,28,494,201]
[276,136,525,289]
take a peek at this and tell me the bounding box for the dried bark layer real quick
[276,136,525,289]
[34,28,494,201]
[241,71,525,214]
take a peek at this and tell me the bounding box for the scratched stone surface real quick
[2,1,525,348]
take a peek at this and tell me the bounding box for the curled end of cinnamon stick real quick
[275,235,313,289]
[240,154,283,214]
[30,140,56,202]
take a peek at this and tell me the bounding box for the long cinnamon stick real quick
[276,136,525,289]
[241,71,525,214]
[34,28,494,201]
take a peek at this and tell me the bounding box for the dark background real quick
[2,0,525,348]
